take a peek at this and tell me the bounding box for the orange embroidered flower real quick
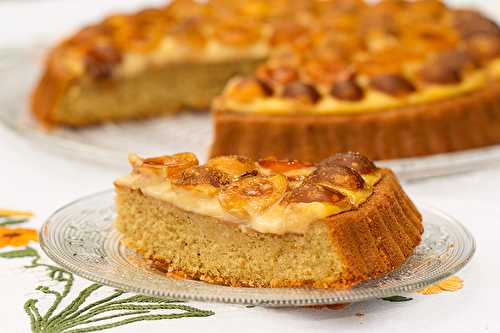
[417,276,464,295]
[0,227,38,248]
[0,209,33,218]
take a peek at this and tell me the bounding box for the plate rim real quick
[38,189,476,306]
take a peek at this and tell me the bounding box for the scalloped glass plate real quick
[2,47,500,180]
[39,190,475,306]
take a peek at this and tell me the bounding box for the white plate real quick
[39,190,475,306]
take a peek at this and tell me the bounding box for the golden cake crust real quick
[31,49,72,128]
[212,80,500,161]
[115,169,422,288]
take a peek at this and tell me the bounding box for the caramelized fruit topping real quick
[173,166,232,187]
[212,21,262,47]
[303,58,349,85]
[66,0,500,100]
[282,81,321,104]
[436,49,476,71]
[225,78,273,103]
[308,165,365,190]
[465,34,500,63]
[419,62,461,84]
[218,175,288,218]
[418,50,475,84]
[451,10,500,39]
[258,157,313,173]
[85,43,122,79]
[286,182,345,204]
[319,152,377,174]
[330,78,365,101]
[256,64,299,86]
[370,74,416,96]
[125,152,382,228]
[139,152,198,178]
[169,18,207,49]
[270,22,309,47]
[206,155,257,178]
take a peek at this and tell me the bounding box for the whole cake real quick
[114,151,423,288]
[32,0,500,160]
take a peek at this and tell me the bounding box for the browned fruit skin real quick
[256,64,299,86]
[206,155,257,178]
[218,174,288,218]
[303,59,349,85]
[418,50,473,85]
[319,152,377,174]
[436,50,476,71]
[174,166,232,187]
[369,74,416,96]
[258,157,313,173]
[451,10,500,38]
[419,63,461,85]
[141,152,199,178]
[309,165,365,190]
[282,81,321,104]
[286,182,345,204]
[465,34,500,63]
[225,79,273,103]
[85,44,122,79]
[212,21,262,47]
[330,79,364,101]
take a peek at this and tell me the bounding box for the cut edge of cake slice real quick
[114,152,423,289]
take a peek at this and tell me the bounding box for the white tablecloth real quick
[1,1,499,332]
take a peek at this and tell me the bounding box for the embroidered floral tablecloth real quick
[2,107,496,333]
[1,0,499,332]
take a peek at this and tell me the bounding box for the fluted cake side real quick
[211,81,500,161]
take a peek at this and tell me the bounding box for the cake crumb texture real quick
[115,170,422,288]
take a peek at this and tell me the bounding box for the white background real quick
[1,1,500,332]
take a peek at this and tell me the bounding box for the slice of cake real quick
[114,151,423,288]
[32,1,272,127]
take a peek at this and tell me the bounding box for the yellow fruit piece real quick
[219,175,288,218]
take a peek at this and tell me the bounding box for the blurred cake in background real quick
[32,0,500,160]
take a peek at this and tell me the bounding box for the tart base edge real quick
[211,81,500,161]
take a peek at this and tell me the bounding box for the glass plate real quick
[2,47,500,180]
[39,190,475,306]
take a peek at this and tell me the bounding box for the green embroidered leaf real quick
[0,218,28,226]
[0,222,215,332]
[44,292,214,332]
[381,295,413,302]
[61,310,215,333]
[0,247,38,259]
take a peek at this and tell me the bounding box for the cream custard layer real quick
[219,59,500,115]
[60,35,270,80]
[114,170,382,235]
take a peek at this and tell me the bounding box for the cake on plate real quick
[32,0,500,160]
[114,151,423,288]
[211,2,500,161]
